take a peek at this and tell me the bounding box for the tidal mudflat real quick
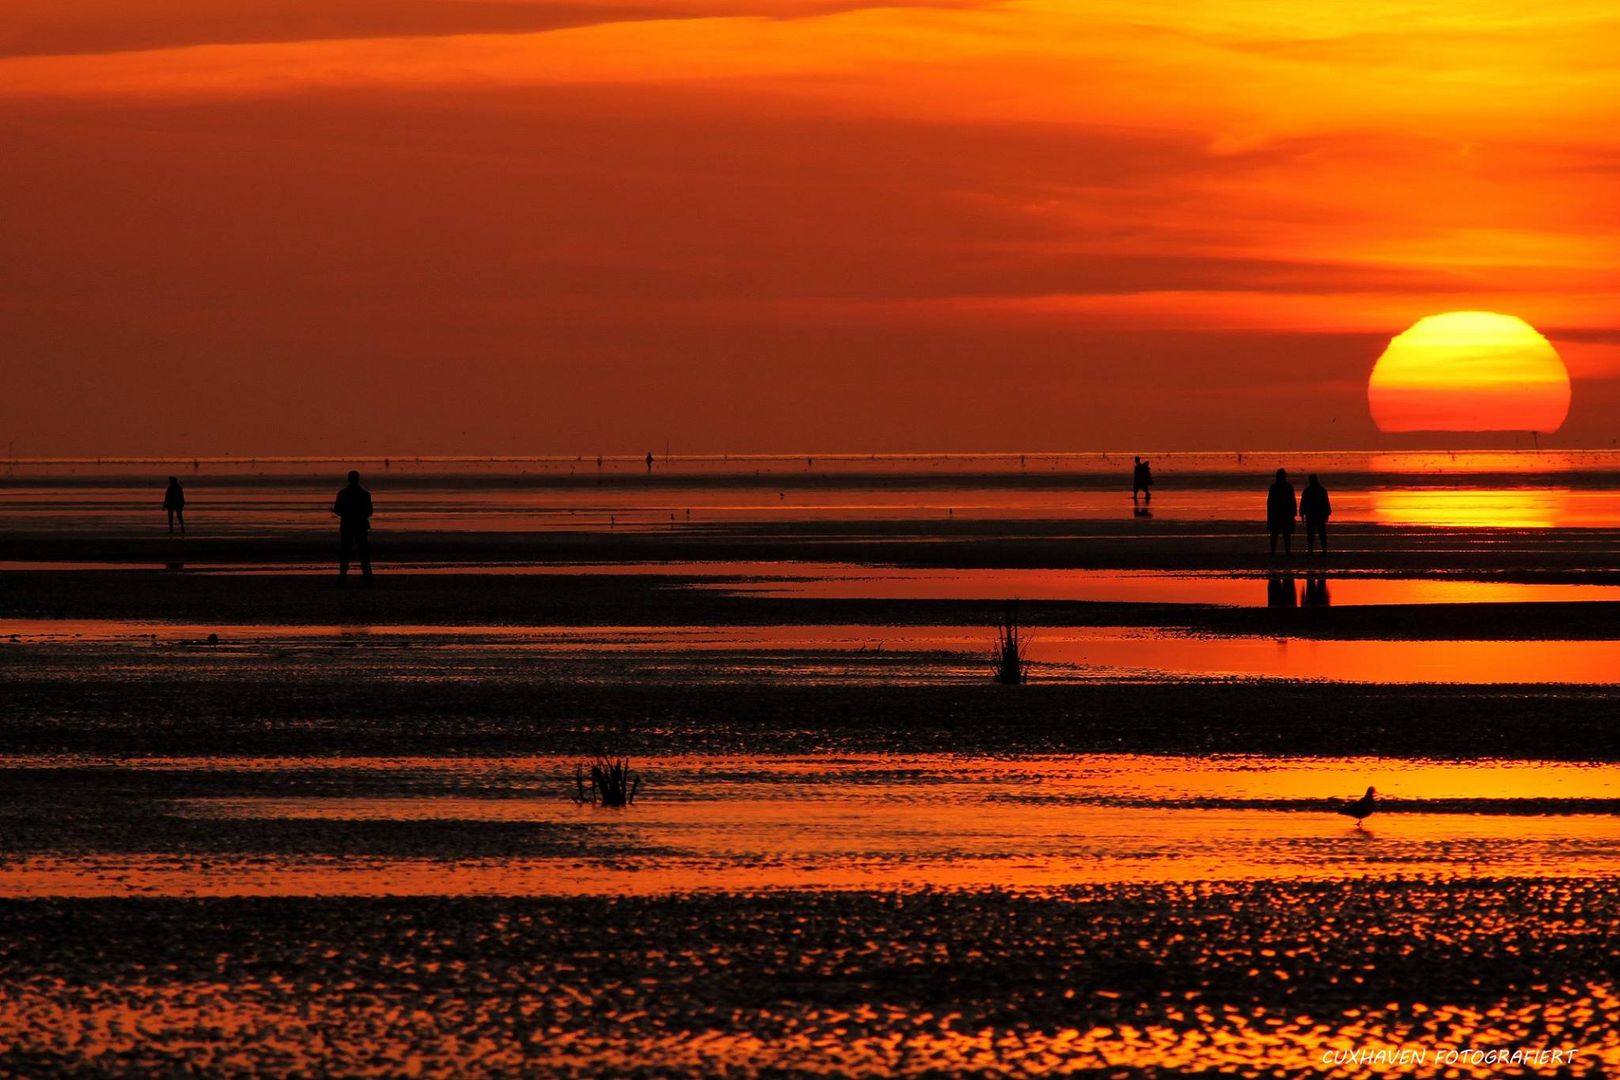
[5,456,1620,1075]
[2,754,1619,899]
[2,883,1617,1077]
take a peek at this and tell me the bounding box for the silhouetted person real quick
[1300,473,1331,554]
[331,470,373,585]
[1267,572,1297,607]
[162,476,186,536]
[1131,456,1153,502]
[1267,468,1296,555]
[645,451,654,474]
[1303,574,1331,607]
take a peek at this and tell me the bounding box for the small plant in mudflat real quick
[572,755,642,807]
[991,602,1029,685]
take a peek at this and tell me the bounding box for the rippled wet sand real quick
[2,883,1617,1077]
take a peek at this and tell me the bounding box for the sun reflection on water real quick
[1372,488,1569,529]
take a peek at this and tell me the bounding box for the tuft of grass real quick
[572,755,642,807]
[991,602,1029,685]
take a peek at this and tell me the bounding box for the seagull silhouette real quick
[1337,785,1377,828]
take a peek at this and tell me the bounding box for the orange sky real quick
[4,1,1619,454]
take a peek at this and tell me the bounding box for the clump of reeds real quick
[572,754,642,807]
[991,602,1028,685]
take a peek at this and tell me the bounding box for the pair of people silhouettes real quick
[1131,457,1153,502]
[164,471,372,578]
[1267,469,1331,555]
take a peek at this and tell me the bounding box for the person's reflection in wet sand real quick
[1133,505,1153,518]
[1303,575,1332,607]
[1266,573,1298,607]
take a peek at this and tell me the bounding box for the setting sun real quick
[1368,312,1571,434]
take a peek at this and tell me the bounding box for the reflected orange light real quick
[1368,312,1571,433]
[1371,488,1567,529]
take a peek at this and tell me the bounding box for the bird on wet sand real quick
[1337,785,1377,827]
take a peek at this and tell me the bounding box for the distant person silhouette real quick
[1267,468,1297,556]
[645,451,654,474]
[1300,474,1332,554]
[331,470,373,585]
[162,476,186,536]
[1131,456,1153,502]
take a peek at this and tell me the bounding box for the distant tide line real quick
[3,449,1609,467]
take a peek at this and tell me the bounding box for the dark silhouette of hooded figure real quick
[332,470,373,584]
[1267,468,1297,556]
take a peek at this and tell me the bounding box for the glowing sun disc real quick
[1368,312,1570,433]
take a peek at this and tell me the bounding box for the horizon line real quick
[1,447,1596,467]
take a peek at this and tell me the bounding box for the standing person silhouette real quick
[645,451,654,474]
[1131,457,1149,501]
[1266,468,1297,556]
[331,470,373,585]
[162,476,186,536]
[1300,473,1332,554]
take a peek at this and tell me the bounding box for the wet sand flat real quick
[18,569,1620,646]
[8,457,1620,1074]
[11,519,1620,576]
[15,618,1620,684]
[22,559,1620,607]
[2,754,1619,898]
[10,645,1620,758]
[2,883,1617,1077]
